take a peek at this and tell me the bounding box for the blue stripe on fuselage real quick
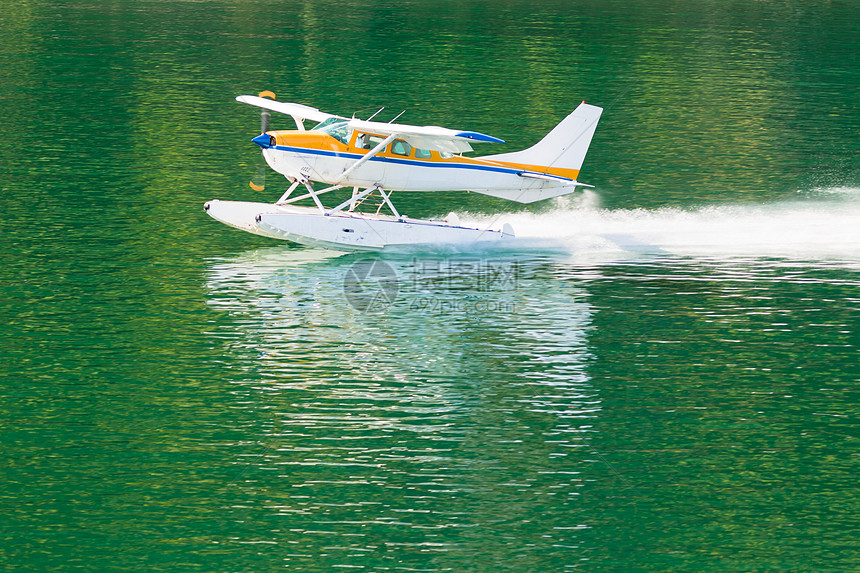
[268,144,571,179]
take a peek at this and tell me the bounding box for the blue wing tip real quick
[455,131,505,144]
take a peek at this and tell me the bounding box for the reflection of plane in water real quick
[205,246,597,365]
[205,92,602,252]
[205,246,601,485]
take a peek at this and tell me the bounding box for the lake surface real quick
[1,1,858,570]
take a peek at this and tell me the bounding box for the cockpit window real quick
[314,119,351,144]
[312,117,343,131]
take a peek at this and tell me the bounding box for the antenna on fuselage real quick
[366,107,385,121]
[388,110,406,123]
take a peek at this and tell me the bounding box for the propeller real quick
[249,90,276,192]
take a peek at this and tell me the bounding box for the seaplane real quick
[205,92,602,251]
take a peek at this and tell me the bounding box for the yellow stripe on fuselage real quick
[266,130,580,181]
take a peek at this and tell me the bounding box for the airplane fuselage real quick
[259,128,583,203]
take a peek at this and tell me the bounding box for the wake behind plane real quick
[205,93,602,251]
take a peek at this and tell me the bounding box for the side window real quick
[415,148,432,159]
[356,134,385,150]
[355,133,370,149]
[440,151,454,159]
[391,139,411,157]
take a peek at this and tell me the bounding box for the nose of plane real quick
[252,133,275,149]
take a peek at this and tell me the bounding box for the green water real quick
[1,1,858,570]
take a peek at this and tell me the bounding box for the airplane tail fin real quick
[482,102,603,173]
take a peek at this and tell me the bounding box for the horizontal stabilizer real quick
[518,171,572,183]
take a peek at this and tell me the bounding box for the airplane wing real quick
[348,119,505,154]
[235,95,344,125]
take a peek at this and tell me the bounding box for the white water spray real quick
[460,188,860,262]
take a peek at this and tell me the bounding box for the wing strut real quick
[337,134,397,183]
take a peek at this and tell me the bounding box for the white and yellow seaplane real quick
[205,93,602,251]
